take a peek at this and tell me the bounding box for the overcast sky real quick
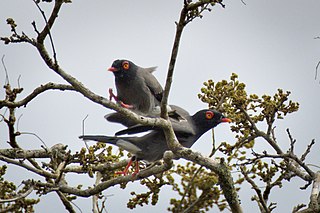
[1,0,320,212]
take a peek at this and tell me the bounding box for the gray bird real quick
[79,109,231,175]
[108,59,163,115]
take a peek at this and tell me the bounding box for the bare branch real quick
[161,1,188,119]
[19,132,48,149]
[0,154,57,179]
[0,82,75,109]
[309,172,320,210]
[295,172,320,213]
[63,159,129,174]
[93,172,102,213]
[81,114,90,150]
[301,139,316,162]
[240,167,269,213]
[0,144,66,159]
[36,0,63,45]
[33,0,58,63]
[56,191,77,213]
[1,55,9,85]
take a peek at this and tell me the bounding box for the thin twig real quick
[178,164,203,211]
[32,0,58,64]
[17,74,21,88]
[81,114,89,150]
[183,190,208,213]
[240,167,269,212]
[301,139,315,162]
[240,0,247,5]
[0,154,57,178]
[56,191,78,213]
[0,82,75,109]
[1,55,9,85]
[16,113,23,132]
[19,132,48,149]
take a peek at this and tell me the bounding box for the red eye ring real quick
[205,111,214,120]
[122,61,130,70]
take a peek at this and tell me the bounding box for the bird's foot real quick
[114,158,133,176]
[114,158,140,176]
[109,88,133,109]
[119,101,134,109]
[115,170,129,176]
[131,161,140,177]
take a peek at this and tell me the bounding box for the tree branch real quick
[160,1,188,119]
[0,83,75,109]
[36,0,63,45]
[0,144,66,159]
[252,152,314,182]
[53,151,173,197]
[240,166,269,213]
[0,186,34,203]
[63,159,129,174]
[56,191,77,213]
[0,154,57,179]
[174,147,243,213]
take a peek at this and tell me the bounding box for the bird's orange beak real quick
[221,118,232,123]
[108,67,118,72]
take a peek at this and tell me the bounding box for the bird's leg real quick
[109,88,118,101]
[132,159,140,177]
[115,157,134,176]
[108,88,134,109]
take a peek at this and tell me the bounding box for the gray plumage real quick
[79,109,231,163]
[112,105,194,135]
[108,59,163,115]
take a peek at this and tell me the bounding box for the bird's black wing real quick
[115,118,195,137]
[114,105,195,136]
[115,124,157,135]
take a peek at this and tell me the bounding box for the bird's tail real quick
[79,135,118,144]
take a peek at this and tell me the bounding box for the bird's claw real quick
[114,158,140,176]
[114,170,128,176]
[119,101,134,109]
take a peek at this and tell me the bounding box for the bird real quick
[79,108,231,175]
[108,59,163,115]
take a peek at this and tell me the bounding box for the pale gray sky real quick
[1,0,320,212]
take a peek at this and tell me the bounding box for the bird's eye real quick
[122,61,130,70]
[205,111,214,120]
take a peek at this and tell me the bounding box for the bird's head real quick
[192,109,231,133]
[108,59,137,78]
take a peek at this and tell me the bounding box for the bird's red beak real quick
[221,118,232,123]
[108,67,118,72]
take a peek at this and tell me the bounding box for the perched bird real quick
[108,59,163,115]
[79,109,231,175]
